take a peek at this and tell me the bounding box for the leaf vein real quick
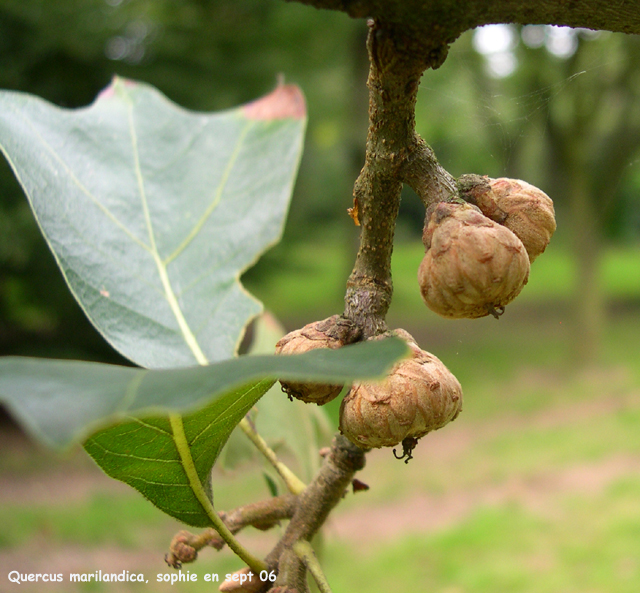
[189,381,267,448]
[87,440,179,464]
[128,416,173,435]
[125,475,189,487]
[163,120,254,266]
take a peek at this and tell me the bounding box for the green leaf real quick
[0,338,407,527]
[0,77,306,369]
[0,337,408,449]
[83,381,274,527]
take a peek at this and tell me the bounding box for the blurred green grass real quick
[2,240,640,591]
[328,476,640,593]
[0,494,166,550]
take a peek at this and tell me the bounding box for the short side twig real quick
[166,494,298,567]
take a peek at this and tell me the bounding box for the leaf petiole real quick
[169,414,267,573]
[239,417,307,495]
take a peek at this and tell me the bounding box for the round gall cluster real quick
[273,177,553,460]
[276,323,463,459]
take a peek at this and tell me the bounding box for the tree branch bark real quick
[343,20,456,337]
[285,0,640,40]
[266,434,366,591]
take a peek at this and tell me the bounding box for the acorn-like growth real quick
[418,201,530,319]
[460,175,556,263]
[275,315,358,405]
[339,330,462,455]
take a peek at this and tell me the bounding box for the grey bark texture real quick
[285,0,640,39]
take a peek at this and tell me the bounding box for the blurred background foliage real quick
[0,0,639,366]
[2,3,640,591]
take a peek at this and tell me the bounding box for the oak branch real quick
[286,0,640,41]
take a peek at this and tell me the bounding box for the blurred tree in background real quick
[1,0,639,363]
[538,32,640,362]
[415,26,640,362]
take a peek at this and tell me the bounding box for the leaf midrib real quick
[124,96,256,366]
[127,96,210,366]
[121,91,256,529]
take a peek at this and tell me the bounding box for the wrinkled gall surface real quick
[339,330,462,449]
[275,315,348,405]
[419,201,530,319]
[466,177,556,263]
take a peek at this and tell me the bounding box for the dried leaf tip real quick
[243,84,306,121]
[98,76,137,100]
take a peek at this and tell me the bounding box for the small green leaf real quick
[0,78,306,369]
[264,472,279,498]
